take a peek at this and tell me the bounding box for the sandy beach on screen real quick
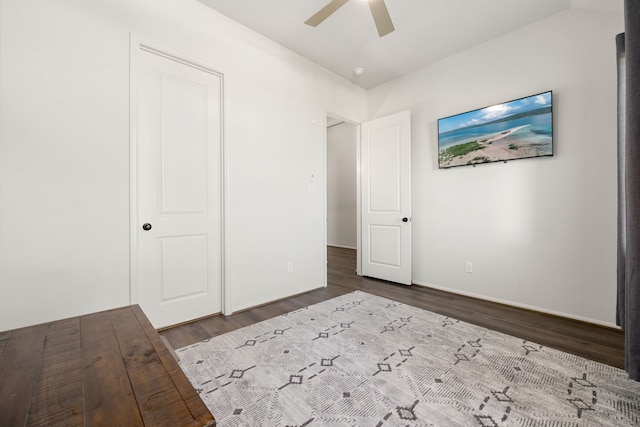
[452,139,541,165]
[443,125,550,167]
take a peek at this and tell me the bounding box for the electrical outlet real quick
[465,262,473,274]
[287,262,293,273]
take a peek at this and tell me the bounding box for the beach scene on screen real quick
[438,92,553,168]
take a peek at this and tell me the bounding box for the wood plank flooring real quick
[161,246,625,369]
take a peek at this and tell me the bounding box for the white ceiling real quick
[197,0,621,89]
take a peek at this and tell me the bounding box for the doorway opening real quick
[326,115,359,276]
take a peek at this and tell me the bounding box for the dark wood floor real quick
[161,246,625,369]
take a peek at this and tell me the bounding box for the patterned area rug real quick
[177,291,640,426]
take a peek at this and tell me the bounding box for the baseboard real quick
[327,244,357,250]
[229,284,328,316]
[411,280,620,330]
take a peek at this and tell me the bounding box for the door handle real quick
[402,217,409,223]
[142,223,152,231]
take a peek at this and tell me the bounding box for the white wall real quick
[0,0,367,331]
[327,123,357,249]
[367,7,623,326]
[0,0,623,331]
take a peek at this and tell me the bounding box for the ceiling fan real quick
[305,0,395,37]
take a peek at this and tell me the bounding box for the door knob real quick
[142,223,152,231]
[402,217,409,223]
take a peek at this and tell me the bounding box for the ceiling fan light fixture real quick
[305,0,395,37]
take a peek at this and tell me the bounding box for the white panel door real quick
[134,45,222,328]
[361,111,411,285]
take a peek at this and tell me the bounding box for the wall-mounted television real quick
[438,91,553,169]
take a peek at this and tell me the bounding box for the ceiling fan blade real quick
[368,0,395,37]
[305,0,350,27]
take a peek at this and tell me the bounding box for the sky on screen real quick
[439,92,551,133]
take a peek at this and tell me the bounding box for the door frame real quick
[323,111,362,279]
[129,34,231,317]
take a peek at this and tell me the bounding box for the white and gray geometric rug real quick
[177,291,640,426]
